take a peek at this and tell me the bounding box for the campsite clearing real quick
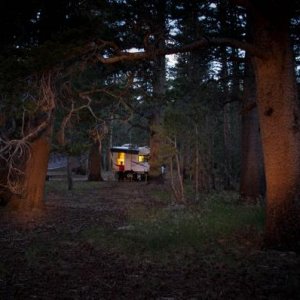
[0,181,299,299]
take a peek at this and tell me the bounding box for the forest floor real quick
[0,179,299,299]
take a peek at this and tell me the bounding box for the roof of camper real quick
[111,144,150,155]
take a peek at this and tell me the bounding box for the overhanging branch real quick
[95,36,266,65]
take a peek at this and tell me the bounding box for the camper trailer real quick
[111,144,150,180]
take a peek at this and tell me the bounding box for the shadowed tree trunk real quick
[148,3,167,181]
[106,115,113,172]
[88,140,104,181]
[149,108,163,180]
[250,2,300,249]
[240,57,265,204]
[88,122,107,181]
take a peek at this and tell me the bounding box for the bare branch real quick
[95,37,266,65]
[56,95,101,146]
[23,74,55,143]
[127,120,149,132]
[89,121,108,143]
[79,72,135,113]
[208,37,266,58]
[95,39,121,54]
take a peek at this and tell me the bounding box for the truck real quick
[110,144,150,181]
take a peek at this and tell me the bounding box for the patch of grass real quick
[45,181,67,193]
[45,181,105,203]
[25,245,43,267]
[45,181,101,194]
[202,203,264,236]
[24,242,58,268]
[80,191,265,258]
[150,188,171,204]
[0,262,8,278]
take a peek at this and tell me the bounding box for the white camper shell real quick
[111,144,150,180]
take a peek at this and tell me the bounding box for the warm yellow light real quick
[138,155,144,162]
[117,152,125,165]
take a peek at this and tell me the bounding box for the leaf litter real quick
[0,181,299,299]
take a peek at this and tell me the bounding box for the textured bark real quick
[240,57,265,204]
[251,4,300,249]
[0,157,12,206]
[148,4,166,181]
[9,137,51,210]
[88,141,103,181]
[223,103,234,190]
[4,73,55,211]
[106,115,113,172]
[149,110,163,179]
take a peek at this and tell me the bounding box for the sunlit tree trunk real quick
[240,57,265,204]
[9,134,51,210]
[251,5,300,249]
[6,74,55,211]
[0,155,12,206]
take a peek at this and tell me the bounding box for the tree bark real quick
[149,110,163,179]
[9,136,51,210]
[106,115,113,171]
[240,57,265,204]
[148,4,167,181]
[251,4,300,249]
[88,140,104,181]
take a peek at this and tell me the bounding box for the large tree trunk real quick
[9,136,51,210]
[5,73,55,211]
[149,110,163,179]
[88,140,104,181]
[148,4,167,181]
[148,75,166,181]
[251,5,300,249]
[240,57,265,204]
[106,115,113,172]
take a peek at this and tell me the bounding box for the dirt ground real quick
[0,180,299,299]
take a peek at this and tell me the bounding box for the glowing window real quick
[138,155,144,162]
[117,152,125,165]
